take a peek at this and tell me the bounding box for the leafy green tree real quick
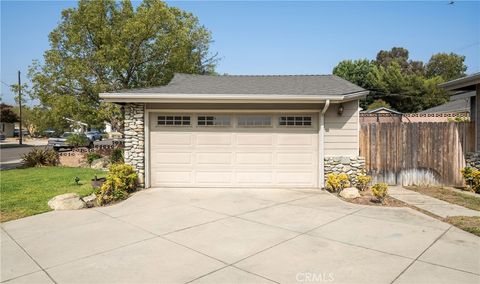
[425,53,467,81]
[367,99,391,110]
[333,47,461,113]
[0,103,19,123]
[332,59,374,89]
[28,0,217,131]
[375,47,424,75]
[332,59,374,108]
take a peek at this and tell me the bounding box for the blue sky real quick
[1,1,479,105]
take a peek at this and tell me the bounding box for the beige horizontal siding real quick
[324,100,359,156]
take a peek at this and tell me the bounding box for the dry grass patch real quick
[445,216,480,237]
[405,186,480,211]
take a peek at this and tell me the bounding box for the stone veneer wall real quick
[324,156,366,185]
[465,152,480,169]
[124,103,145,187]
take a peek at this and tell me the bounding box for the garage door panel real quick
[276,171,315,184]
[195,172,233,184]
[196,152,232,164]
[236,152,273,165]
[196,134,232,145]
[151,133,192,145]
[236,171,273,184]
[277,134,315,146]
[152,171,192,184]
[152,152,191,165]
[236,134,273,145]
[277,153,315,165]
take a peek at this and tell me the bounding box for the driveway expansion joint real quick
[390,226,453,284]
[1,227,58,284]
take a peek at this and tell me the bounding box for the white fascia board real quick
[99,91,368,104]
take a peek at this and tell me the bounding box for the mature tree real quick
[425,53,467,81]
[333,47,464,112]
[332,59,375,109]
[28,0,217,131]
[332,59,374,89]
[0,103,19,123]
[375,47,410,70]
[367,99,391,110]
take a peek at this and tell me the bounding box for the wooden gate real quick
[359,122,475,186]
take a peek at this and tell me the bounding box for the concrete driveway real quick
[1,188,479,283]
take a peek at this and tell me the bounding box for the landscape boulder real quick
[339,187,361,199]
[82,193,97,208]
[48,193,86,210]
[90,157,110,169]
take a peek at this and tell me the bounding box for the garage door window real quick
[238,115,272,127]
[197,115,231,126]
[157,115,191,126]
[279,116,312,126]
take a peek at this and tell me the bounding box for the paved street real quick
[1,187,479,283]
[0,146,36,170]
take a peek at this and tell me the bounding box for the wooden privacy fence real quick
[359,122,475,186]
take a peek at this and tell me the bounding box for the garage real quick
[100,73,367,189]
[148,112,319,188]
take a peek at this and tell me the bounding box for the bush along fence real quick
[360,122,475,186]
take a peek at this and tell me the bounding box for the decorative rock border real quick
[124,103,145,187]
[324,156,366,185]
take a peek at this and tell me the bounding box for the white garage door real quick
[149,112,319,188]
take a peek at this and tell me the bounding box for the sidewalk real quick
[389,186,480,218]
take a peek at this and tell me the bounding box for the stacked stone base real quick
[324,156,366,185]
[466,152,480,169]
[124,103,145,187]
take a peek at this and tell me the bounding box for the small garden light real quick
[74,176,80,185]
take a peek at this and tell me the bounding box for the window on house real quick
[197,115,231,126]
[157,115,191,126]
[279,116,312,126]
[237,115,272,127]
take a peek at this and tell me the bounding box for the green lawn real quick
[0,167,105,222]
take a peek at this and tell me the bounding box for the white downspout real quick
[319,100,330,189]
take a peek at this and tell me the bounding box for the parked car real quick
[0,132,5,141]
[48,132,93,151]
[43,128,57,137]
[86,130,103,142]
[13,129,30,137]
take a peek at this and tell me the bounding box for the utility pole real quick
[18,70,23,145]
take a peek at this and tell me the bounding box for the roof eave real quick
[438,73,480,91]
[99,91,368,104]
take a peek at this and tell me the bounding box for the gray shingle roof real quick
[420,98,470,114]
[114,73,365,96]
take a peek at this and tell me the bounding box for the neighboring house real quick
[439,73,480,150]
[100,73,368,189]
[420,91,472,116]
[1,122,15,137]
[360,107,403,123]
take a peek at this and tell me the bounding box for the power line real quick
[0,80,12,87]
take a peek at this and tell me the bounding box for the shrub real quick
[66,133,90,147]
[110,147,124,164]
[462,167,480,193]
[372,183,388,203]
[86,152,102,165]
[96,164,138,205]
[356,175,372,191]
[326,173,350,192]
[22,148,58,167]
